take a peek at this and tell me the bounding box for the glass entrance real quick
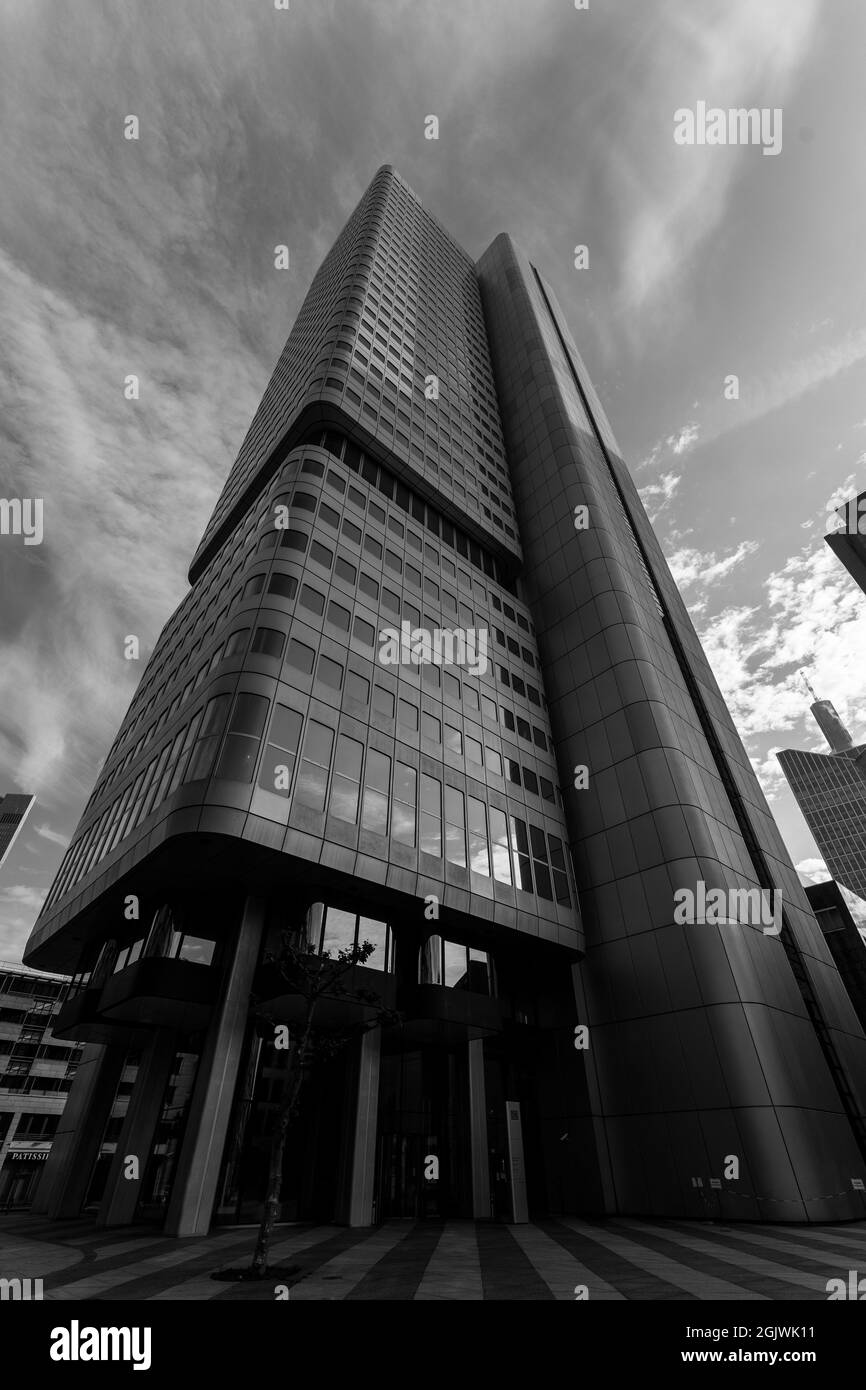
[375,1043,471,1219]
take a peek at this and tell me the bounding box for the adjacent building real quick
[22,166,866,1234]
[826,488,866,596]
[777,694,866,903]
[805,881,866,1036]
[0,795,34,868]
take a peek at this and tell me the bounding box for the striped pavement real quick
[1,1213,865,1300]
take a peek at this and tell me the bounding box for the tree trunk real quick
[249,1006,317,1276]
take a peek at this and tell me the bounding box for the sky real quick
[1,0,865,962]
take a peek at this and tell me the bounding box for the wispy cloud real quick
[666,539,758,589]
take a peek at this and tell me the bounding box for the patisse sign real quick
[7,1147,50,1161]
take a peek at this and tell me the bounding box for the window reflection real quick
[418,937,494,996]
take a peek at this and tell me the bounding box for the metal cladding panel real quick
[477,231,866,1217]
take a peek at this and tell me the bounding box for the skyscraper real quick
[0,794,34,868]
[777,695,866,903]
[24,167,866,1235]
[826,488,866,596]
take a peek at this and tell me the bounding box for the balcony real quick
[51,984,150,1047]
[97,957,217,1033]
[396,983,506,1044]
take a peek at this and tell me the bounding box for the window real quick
[267,573,297,600]
[523,768,539,796]
[314,905,394,973]
[300,584,325,617]
[251,627,286,659]
[421,712,441,744]
[548,835,572,906]
[392,762,417,846]
[490,808,512,884]
[224,628,249,658]
[444,786,466,868]
[419,938,493,995]
[482,696,497,723]
[359,572,379,601]
[445,724,462,755]
[258,704,303,797]
[244,574,266,598]
[326,600,350,633]
[420,774,442,857]
[540,777,555,803]
[466,736,483,766]
[286,638,315,675]
[352,616,375,647]
[530,824,553,900]
[310,540,333,570]
[185,694,231,782]
[330,734,363,823]
[509,815,533,892]
[295,721,334,813]
[335,556,357,584]
[468,797,490,876]
[280,529,308,553]
[317,655,343,691]
[398,699,418,732]
[346,670,370,705]
[363,535,383,560]
[361,749,391,835]
[373,686,395,719]
[215,692,269,783]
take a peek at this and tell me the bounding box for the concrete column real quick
[96,1030,177,1228]
[468,1038,491,1219]
[348,1026,380,1227]
[33,1042,126,1218]
[164,896,266,1237]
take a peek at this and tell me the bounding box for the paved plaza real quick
[2,1213,865,1301]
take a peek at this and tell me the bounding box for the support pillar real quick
[348,1026,380,1227]
[97,1029,178,1228]
[34,1042,126,1218]
[468,1038,491,1219]
[164,896,266,1236]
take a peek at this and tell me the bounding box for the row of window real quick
[266,465,533,663]
[49,690,573,910]
[296,428,517,588]
[228,614,559,797]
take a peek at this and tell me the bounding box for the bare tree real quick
[245,933,397,1279]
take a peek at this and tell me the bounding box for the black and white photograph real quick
[1,0,865,1365]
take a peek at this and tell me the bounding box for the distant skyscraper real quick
[0,793,34,867]
[778,695,866,902]
[23,167,866,1234]
[826,488,866,596]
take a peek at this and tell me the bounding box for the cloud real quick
[666,539,758,589]
[693,542,866,742]
[668,421,700,456]
[638,470,681,522]
[608,0,820,313]
[31,823,68,848]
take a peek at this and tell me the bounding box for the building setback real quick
[23,167,866,1233]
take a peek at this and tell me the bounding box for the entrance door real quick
[375,1044,471,1219]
